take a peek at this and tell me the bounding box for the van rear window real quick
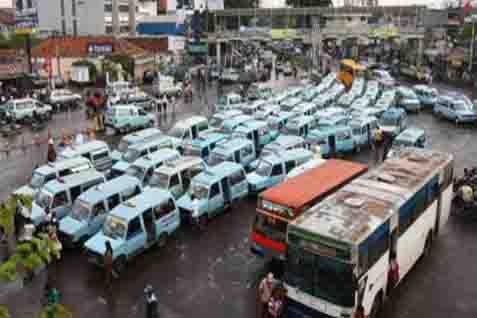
[92,151,109,161]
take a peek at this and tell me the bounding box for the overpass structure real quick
[208,6,427,67]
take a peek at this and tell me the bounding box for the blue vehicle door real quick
[234,150,241,164]
[125,216,147,257]
[154,198,179,235]
[328,134,337,157]
[229,170,248,200]
[169,173,183,199]
[51,191,71,220]
[90,201,108,236]
[269,163,285,187]
[142,209,156,246]
[208,182,224,216]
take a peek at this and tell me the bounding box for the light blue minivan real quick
[111,128,163,164]
[282,115,316,138]
[207,138,257,169]
[349,116,379,151]
[247,148,314,193]
[306,126,355,157]
[85,188,180,273]
[29,170,106,225]
[232,120,279,151]
[110,136,176,178]
[124,149,181,186]
[182,132,227,160]
[177,162,248,228]
[59,175,143,247]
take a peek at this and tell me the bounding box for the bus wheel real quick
[113,255,127,274]
[369,292,382,318]
[423,232,433,258]
[158,233,168,248]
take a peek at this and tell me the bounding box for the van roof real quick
[44,170,105,193]
[173,116,207,129]
[290,148,453,246]
[128,136,174,151]
[260,159,368,211]
[213,138,252,154]
[36,157,92,175]
[382,107,405,119]
[237,120,267,131]
[194,161,243,185]
[110,188,172,221]
[265,135,304,149]
[60,140,109,158]
[157,156,204,174]
[187,132,226,147]
[78,175,141,204]
[132,149,180,168]
[349,116,377,127]
[287,115,315,127]
[260,148,313,165]
[395,127,425,142]
[121,128,163,144]
[309,125,351,137]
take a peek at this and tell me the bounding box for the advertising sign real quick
[15,8,38,35]
[87,43,114,55]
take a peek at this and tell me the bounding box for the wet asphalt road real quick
[3,78,477,318]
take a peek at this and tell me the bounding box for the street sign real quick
[15,8,38,35]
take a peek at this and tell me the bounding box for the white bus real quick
[284,147,454,318]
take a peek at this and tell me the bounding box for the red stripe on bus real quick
[251,231,286,253]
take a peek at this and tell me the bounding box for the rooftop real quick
[291,148,452,246]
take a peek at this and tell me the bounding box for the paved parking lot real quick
[3,79,477,318]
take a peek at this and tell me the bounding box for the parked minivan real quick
[124,149,181,186]
[207,138,257,169]
[28,170,106,225]
[168,116,209,144]
[148,156,207,199]
[59,175,143,246]
[112,128,163,164]
[110,136,176,178]
[59,141,112,173]
[14,157,93,197]
[177,162,249,228]
[247,149,314,193]
[85,188,180,273]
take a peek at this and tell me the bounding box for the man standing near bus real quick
[258,273,275,318]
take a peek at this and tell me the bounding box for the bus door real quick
[328,135,336,157]
[253,131,260,150]
[143,209,156,245]
[366,124,371,146]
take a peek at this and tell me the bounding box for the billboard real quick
[15,7,38,34]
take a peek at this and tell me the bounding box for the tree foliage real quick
[38,304,73,318]
[0,305,9,318]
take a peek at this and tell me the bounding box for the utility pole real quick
[112,0,120,36]
[129,0,136,36]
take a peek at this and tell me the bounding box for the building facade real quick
[37,0,157,36]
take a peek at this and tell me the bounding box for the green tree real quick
[38,304,73,318]
[0,305,9,318]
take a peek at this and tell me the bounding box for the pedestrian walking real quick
[162,95,168,116]
[47,138,56,163]
[373,126,383,165]
[258,273,275,318]
[268,287,284,318]
[104,241,115,289]
[144,285,159,318]
[170,95,176,114]
[387,251,400,296]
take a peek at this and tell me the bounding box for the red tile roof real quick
[125,37,168,53]
[259,159,368,211]
[32,36,147,58]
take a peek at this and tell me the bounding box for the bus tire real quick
[423,231,433,258]
[113,255,127,274]
[158,233,168,248]
[369,292,383,318]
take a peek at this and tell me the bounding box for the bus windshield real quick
[285,245,356,307]
[253,213,287,242]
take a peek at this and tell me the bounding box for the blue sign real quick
[88,43,114,55]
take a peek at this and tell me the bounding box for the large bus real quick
[284,147,454,318]
[250,159,368,261]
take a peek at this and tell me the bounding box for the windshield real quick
[454,101,472,111]
[126,165,145,180]
[148,172,170,189]
[123,149,141,163]
[103,215,127,240]
[71,200,91,221]
[256,160,272,177]
[208,152,229,166]
[117,140,131,153]
[30,172,45,189]
[189,182,209,200]
[253,214,287,242]
[380,116,397,126]
[35,190,53,209]
[169,126,185,139]
[286,244,355,307]
[217,96,227,105]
